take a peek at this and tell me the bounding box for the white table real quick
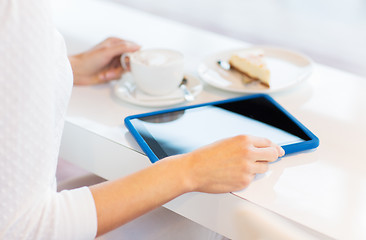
[54,0,366,239]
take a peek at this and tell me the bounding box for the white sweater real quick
[0,0,97,239]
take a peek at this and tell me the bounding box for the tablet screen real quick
[128,96,314,160]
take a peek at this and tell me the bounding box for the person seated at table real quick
[0,1,284,239]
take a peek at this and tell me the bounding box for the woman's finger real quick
[98,67,123,82]
[247,135,285,157]
[251,146,281,162]
[248,135,275,148]
[104,40,140,59]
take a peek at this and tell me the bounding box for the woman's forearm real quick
[89,154,193,237]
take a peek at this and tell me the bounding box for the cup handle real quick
[120,53,131,71]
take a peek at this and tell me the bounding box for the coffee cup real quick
[121,49,184,96]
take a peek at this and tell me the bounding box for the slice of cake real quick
[228,49,270,87]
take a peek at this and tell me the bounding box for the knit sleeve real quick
[0,0,98,239]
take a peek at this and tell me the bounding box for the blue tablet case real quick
[125,94,319,163]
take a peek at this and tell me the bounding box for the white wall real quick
[109,0,366,77]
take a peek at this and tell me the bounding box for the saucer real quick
[114,73,203,107]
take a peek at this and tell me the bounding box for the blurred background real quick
[109,0,366,77]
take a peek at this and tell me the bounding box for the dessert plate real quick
[198,46,313,93]
[114,73,203,107]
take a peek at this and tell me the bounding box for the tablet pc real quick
[125,94,319,163]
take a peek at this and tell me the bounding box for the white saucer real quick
[114,73,203,107]
[198,46,313,93]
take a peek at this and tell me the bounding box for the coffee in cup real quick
[121,49,184,96]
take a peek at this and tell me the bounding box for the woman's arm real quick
[90,135,284,236]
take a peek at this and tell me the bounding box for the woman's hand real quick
[175,135,285,193]
[69,37,140,85]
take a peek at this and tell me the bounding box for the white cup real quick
[121,49,184,96]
